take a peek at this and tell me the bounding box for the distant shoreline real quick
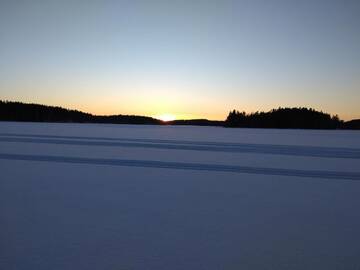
[1,100,359,130]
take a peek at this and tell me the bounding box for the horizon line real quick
[1,99,358,122]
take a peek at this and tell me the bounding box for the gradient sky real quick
[0,0,359,120]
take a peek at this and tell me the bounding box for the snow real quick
[1,122,360,269]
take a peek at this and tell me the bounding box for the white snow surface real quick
[1,122,360,269]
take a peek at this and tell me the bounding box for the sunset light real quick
[157,114,176,122]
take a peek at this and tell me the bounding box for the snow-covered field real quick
[1,122,360,269]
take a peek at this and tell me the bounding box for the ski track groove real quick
[0,153,360,181]
[0,134,360,159]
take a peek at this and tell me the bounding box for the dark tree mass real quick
[341,119,360,130]
[0,100,358,129]
[0,100,161,125]
[167,119,224,126]
[225,108,343,129]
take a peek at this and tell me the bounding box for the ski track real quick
[1,133,360,159]
[1,153,360,180]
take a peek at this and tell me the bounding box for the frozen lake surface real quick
[1,122,360,269]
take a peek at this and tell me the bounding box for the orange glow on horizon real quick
[156,113,176,122]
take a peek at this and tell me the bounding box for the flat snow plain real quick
[1,122,360,270]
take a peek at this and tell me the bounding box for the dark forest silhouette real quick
[225,108,344,129]
[0,100,359,129]
[166,119,223,126]
[0,100,161,125]
[341,119,360,130]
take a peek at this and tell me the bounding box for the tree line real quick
[0,100,161,124]
[0,100,359,129]
[225,107,343,129]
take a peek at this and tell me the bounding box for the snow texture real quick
[1,122,360,269]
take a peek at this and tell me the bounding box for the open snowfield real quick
[1,122,360,269]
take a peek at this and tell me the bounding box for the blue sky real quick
[0,0,359,120]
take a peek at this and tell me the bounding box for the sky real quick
[0,0,359,120]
